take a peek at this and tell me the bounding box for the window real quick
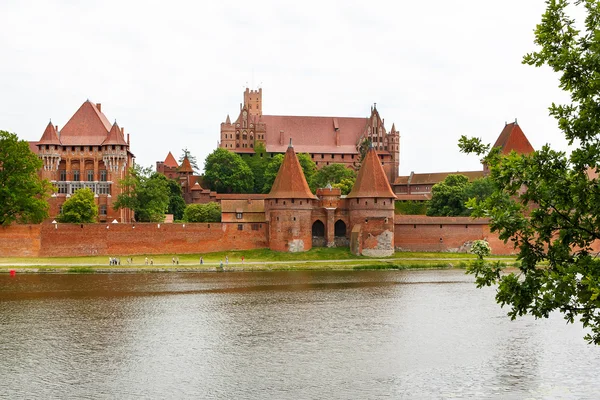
[238,224,243,231]
[331,154,334,159]
[73,170,80,181]
[251,223,260,231]
[59,170,66,181]
[321,154,324,159]
[87,170,94,181]
[112,145,115,150]
[352,154,355,159]
[57,182,68,194]
[100,170,107,182]
[236,212,243,219]
[100,205,107,215]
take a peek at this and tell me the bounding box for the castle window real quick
[283,201,286,205]
[331,154,334,159]
[291,199,295,204]
[59,170,67,181]
[236,212,243,219]
[100,170,107,182]
[311,154,314,159]
[275,199,278,204]
[352,154,355,159]
[374,199,377,204]
[71,146,75,151]
[356,199,359,204]
[440,225,443,228]
[341,154,344,159]
[100,205,107,216]
[73,170,80,181]
[87,170,94,181]
[250,144,253,148]
[251,224,260,231]
[236,143,240,147]
[321,154,324,159]
[414,224,416,229]
[238,224,243,231]
[277,217,279,221]
[293,217,296,221]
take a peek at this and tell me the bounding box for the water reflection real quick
[1,270,599,399]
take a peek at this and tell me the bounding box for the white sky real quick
[0,0,574,176]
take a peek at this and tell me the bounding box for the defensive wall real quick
[0,216,522,258]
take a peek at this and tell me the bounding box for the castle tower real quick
[316,184,342,247]
[347,145,397,256]
[388,123,400,182]
[37,121,62,181]
[178,155,194,202]
[484,120,534,174]
[243,87,262,117]
[265,140,317,252]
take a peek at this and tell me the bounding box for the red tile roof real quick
[221,199,265,213]
[38,122,61,145]
[163,152,179,168]
[102,122,128,146]
[261,115,378,155]
[395,215,490,225]
[28,141,38,154]
[493,122,534,154]
[395,193,432,201]
[267,143,317,199]
[394,170,485,185]
[58,100,112,145]
[216,193,268,200]
[179,156,194,173]
[347,147,396,199]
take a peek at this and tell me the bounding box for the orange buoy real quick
[9,269,16,277]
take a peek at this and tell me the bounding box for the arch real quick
[312,220,325,237]
[334,220,346,237]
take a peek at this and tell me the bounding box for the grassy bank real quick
[0,248,516,273]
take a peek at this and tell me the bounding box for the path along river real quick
[1,269,599,399]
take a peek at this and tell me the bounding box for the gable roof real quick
[347,146,396,198]
[261,115,373,154]
[267,142,317,199]
[394,170,485,186]
[59,100,112,145]
[179,156,194,173]
[163,152,179,168]
[493,122,534,154]
[102,122,128,146]
[38,122,61,145]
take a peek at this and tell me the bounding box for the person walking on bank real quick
[225,256,229,266]
[200,256,203,265]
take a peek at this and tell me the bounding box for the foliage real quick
[426,175,494,216]
[0,130,51,225]
[57,188,98,223]
[113,165,170,222]
[309,163,356,193]
[204,148,254,193]
[356,137,370,167]
[332,178,355,195]
[165,178,186,220]
[262,152,317,193]
[471,240,491,260]
[183,202,221,222]
[395,200,428,215]
[179,147,199,173]
[241,142,269,193]
[460,0,600,344]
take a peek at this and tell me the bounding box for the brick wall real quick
[0,223,267,258]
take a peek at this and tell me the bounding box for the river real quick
[1,270,599,399]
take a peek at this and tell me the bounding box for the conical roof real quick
[226,114,231,124]
[163,152,179,168]
[38,121,61,145]
[179,156,194,173]
[493,122,534,155]
[267,141,317,199]
[102,122,128,146]
[59,100,112,145]
[347,146,396,198]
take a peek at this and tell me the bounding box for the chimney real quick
[280,130,284,145]
[336,130,340,146]
[55,125,59,132]
[121,127,124,135]
[127,134,130,145]
[96,103,102,112]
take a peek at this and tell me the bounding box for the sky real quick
[0,0,576,176]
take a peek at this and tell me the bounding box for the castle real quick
[31,100,134,222]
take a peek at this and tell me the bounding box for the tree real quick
[426,174,471,216]
[356,137,370,168]
[179,148,199,174]
[242,142,269,193]
[332,178,355,195]
[460,0,600,344]
[57,188,98,223]
[0,130,51,225]
[262,152,317,193]
[183,202,221,222]
[204,148,254,193]
[113,165,170,222]
[309,163,356,193]
[165,178,186,221]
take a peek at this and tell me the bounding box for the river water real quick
[1,269,599,399]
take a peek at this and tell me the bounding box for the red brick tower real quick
[178,155,194,202]
[265,140,318,252]
[347,144,397,256]
[484,120,535,174]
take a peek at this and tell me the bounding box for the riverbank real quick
[0,248,516,273]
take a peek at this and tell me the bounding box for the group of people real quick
[172,257,180,265]
[109,257,120,266]
[108,255,246,267]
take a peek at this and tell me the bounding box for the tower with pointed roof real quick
[346,145,397,256]
[265,140,318,252]
[34,100,134,222]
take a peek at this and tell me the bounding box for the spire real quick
[226,114,231,124]
[289,138,293,148]
[391,123,396,132]
[163,151,179,168]
[267,145,317,199]
[38,121,61,145]
[102,121,128,146]
[492,121,534,155]
[347,146,396,199]
[179,155,194,173]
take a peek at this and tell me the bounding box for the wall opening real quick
[334,220,346,237]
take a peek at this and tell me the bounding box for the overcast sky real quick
[0,0,574,175]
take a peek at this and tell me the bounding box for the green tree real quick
[57,187,98,223]
[310,163,356,193]
[183,202,221,222]
[242,142,269,193]
[179,147,199,174]
[426,174,471,216]
[204,148,254,193]
[356,137,370,168]
[165,178,186,221]
[395,200,428,215]
[460,0,600,344]
[113,165,170,222]
[332,178,355,195]
[262,152,317,193]
[0,130,51,225]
